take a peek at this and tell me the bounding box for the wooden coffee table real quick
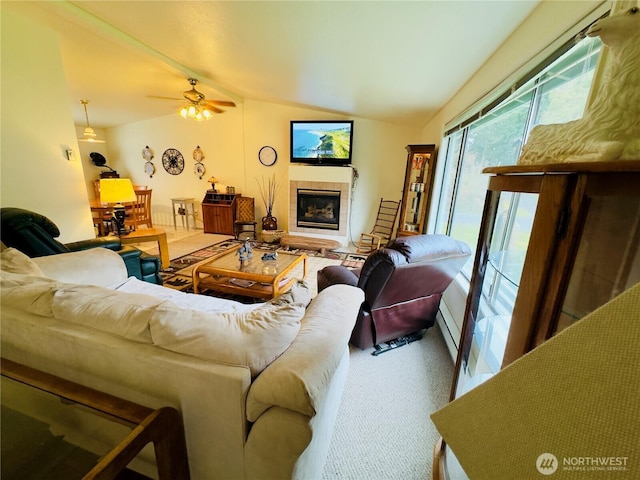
[192,248,307,300]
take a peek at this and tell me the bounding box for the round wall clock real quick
[162,148,185,175]
[259,145,277,166]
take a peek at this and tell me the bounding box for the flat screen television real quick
[290,120,354,166]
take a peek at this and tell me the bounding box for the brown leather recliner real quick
[317,234,471,351]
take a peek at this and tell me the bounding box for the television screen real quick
[290,120,353,165]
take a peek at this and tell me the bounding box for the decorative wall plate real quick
[142,145,154,161]
[162,148,185,175]
[195,162,206,179]
[193,145,205,162]
[144,161,156,178]
[259,145,277,166]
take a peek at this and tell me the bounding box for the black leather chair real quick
[0,207,162,284]
[317,234,471,352]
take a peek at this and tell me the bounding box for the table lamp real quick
[99,178,137,235]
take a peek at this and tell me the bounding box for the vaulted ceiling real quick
[8,1,540,129]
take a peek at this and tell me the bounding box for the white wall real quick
[101,98,420,243]
[1,7,95,243]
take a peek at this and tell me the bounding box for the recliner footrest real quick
[371,332,423,356]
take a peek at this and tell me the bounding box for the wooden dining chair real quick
[125,188,153,230]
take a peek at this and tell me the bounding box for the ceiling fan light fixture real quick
[179,102,214,121]
[175,78,229,121]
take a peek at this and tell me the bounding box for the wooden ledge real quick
[280,234,341,254]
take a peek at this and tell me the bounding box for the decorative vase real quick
[262,215,278,231]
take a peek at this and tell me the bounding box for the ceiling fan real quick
[154,78,236,121]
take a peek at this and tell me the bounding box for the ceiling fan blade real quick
[203,103,225,114]
[206,99,236,107]
[148,95,183,101]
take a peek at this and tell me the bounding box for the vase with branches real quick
[256,174,280,230]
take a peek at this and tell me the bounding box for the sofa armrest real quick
[32,248,128,287]
[246,284,364,420]
[139,252,163,285]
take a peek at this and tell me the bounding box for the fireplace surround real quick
[288,165,353,245]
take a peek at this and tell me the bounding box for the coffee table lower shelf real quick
[195,275,296,300]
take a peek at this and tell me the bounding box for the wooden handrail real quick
[1,358,190,480]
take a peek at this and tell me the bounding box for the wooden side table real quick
[120,227,170,269]
[171,198,198,230]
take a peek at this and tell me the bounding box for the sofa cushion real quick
[0,247,44,276]
[150,281,311,375]
[0,271,59,318]
[114,276,262,314]
[50,285,164,343]
[33,248,128,287]
[246,284,364,420]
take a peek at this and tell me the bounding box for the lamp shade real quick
[99,178,136,204]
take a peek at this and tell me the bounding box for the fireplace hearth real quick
[296,189,340,230]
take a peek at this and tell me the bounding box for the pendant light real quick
[79,99,105,143]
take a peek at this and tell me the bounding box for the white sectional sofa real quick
[0,247,364,479]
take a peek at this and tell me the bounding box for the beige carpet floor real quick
[323,326,454,479]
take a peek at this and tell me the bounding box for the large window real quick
[435,33,602,284]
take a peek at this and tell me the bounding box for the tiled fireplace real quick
[288,165,353,246]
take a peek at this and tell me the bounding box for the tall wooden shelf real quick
[398,144,436,236]
[202,192,238,235]
[433,160,640,479]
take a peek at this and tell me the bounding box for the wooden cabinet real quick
[202,192,238,235]
[398,144,436,236]
[434,161,640,479]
